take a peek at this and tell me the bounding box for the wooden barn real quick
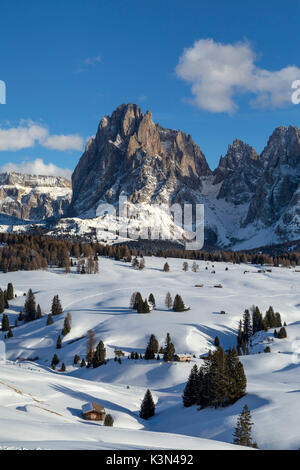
[174,353,192,362]
[82,402,106,421]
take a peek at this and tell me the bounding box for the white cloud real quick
[0,121,84,151]
[43,134,84,151]
[175,38,300,113]
[0,158,72,179]
[0,122,48,151]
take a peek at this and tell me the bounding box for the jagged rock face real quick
[213,139,262,205]
[244,126,300,231]
[0,172,72,220]
[71,103,211,216]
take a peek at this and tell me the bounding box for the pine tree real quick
[51,353,59,369]
[80,358,86,367]
[214,336,220,347]
[233,405,256,448]
[277,327,287,339]
[7,327,13,338]
[148,293,156,307]
[133,292,143,311]
[165,292,173,310]
[7,283,14,300]
[182,364,199,407]
[3,291,8,309]
[51,295,63,315]
[173,294,185,312]
[24,289,36,322]
[92,340,106,368]
[62,312,72,336]
[243,309,252,342]
[104,414,114,426]
[163,333,175,362]
[74,354,80,365]
[1,313,9,332]
[60,363,66,372]
[56,335,62,349]
[138,299,150,314]
[0,290,5,314]
[36,304,42,319]
[145,334,159,360]
[140,389,155,419]
[46,314,54,325]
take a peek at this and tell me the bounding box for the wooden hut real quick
[174,353,192,362]
[82,402,106,421]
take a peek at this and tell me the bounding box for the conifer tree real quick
[104,414,114,426]
[182,364,199,407]
[7,283,14,301]
[148,293,155,307]
[3,291,8,309]
[7,327,13,338]
[214,336,220,347]
[243,309,252,342]
[138,299,150,314]
[145,334,159,360]
[51,295,63,315]
[129,292,137,309]
[133,292,143,311]
[92,340,106,368]
[51,353,59,369]
[1,313,9,332]
[74,354,80,365]
[165,292,173,310]
[163,333,175,362]
[46,314,54,325]
[24,289,36,322]
[173,294,185,312]
[62,312,72,336]
[277,327,287,339]
[56,335,62,349]
[233,405,256,448]
[140,389,155,420]
[0,290,5,314]
[36,304,42,319]
[80,358,86,367]
[60,363,66,372]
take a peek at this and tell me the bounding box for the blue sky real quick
[0,0,299,177]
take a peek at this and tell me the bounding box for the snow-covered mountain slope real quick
[0,172,71,220]
[60,104,300,249]
[1,256,300,449]
[0,362,242,450]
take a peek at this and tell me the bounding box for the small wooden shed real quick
[82,402,106,421]
[174,353,192,362]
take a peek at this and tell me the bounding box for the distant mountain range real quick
[1,103,300,250]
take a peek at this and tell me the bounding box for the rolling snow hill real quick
[0,256,300,449]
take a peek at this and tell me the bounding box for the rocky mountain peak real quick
[70,104,211,216]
